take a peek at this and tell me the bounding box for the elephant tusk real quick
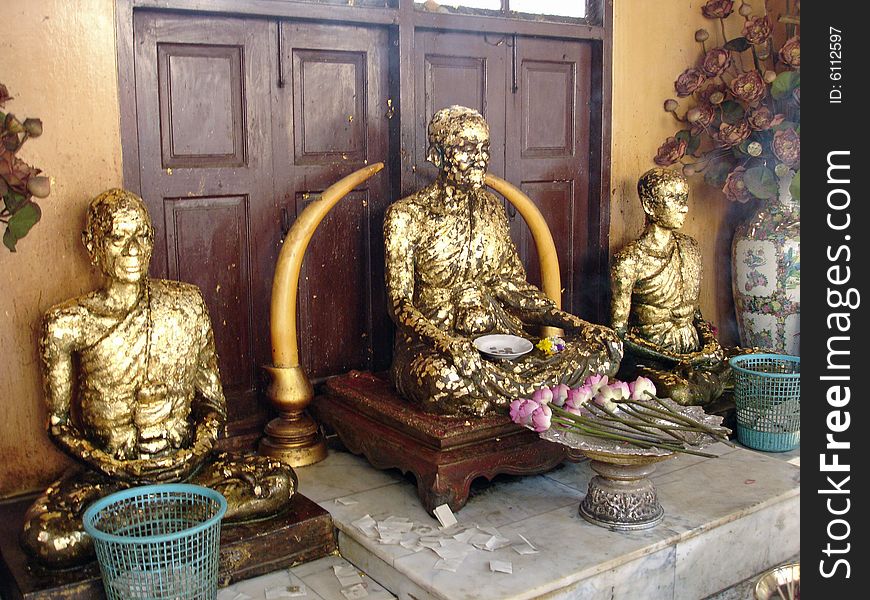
[270,162,385,367]
[484,172,562,309]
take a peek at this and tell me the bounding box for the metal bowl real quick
[754,562,799,600]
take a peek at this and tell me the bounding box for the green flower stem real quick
[549,417,718,458]
[562,404,695,450]
[552,411,665,445]
[638,394,731,438]
[616,405,692,444]
[551,417,658,448]
[582,401,675,440]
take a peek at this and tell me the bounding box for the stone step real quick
[295,442,800,600]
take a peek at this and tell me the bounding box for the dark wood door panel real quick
[157,43,247,169]
[276,21,392,379]
[134,12,276,419]
[296,190,374,378]
[292,48,369,165]
[163,195,253,399]
[413,31,507,185]
[516,180,575,303]
[506,37,593,318]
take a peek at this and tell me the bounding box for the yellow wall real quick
[611,0,746,347]
[0,0,739,497]
[0,0,123,496]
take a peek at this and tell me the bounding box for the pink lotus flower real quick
[532,387,553,405]
[628,376,657,401]
[583,374,609,396]
[550,383,570,407]
[601,381,630,402]
[530,403,553,432]
[566,385,593,410]
[510,398,539,427]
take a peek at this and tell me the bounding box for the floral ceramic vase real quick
[731,170,800,355]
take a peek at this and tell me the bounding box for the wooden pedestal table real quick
[310,370,577,514]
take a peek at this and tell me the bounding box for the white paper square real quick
[433,504,458,528]
[334,564,365,588]
[266,587,298,600]
[340,583,369,600]
[490,560,513,574]
[433,558,463,572]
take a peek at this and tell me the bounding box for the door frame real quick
[115,0,613,318]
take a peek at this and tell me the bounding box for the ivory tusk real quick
[484,172,562,308]
[270,162,385,367]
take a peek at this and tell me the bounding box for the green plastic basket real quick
[83,484,227,600]
[729,353,800,452]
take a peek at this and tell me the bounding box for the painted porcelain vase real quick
[731,170,800,355]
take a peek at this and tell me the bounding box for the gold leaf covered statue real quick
[22,189,297,567]
[384,106,622,416]
[610,167,740,406]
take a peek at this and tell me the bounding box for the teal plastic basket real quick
[83,484,227,600]
[729,353,800,452]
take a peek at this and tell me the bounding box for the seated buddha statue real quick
[384,106,622,416]
[21,189,297,567]
[610,167,741,406]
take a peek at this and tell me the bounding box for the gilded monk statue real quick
[22,189,296,567]
[384,106,622,416]
[610,167,741,406]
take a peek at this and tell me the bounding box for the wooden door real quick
[411,32,597,319]
[274,22,392,379]
[412,30,507,188]
[133,12,276,431]
[505,37,595,318]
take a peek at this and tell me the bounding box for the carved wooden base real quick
[0,493,336,600]
[310,370,575,514]
[578,459,666,530]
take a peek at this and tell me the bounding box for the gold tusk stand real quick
[259,163,385,467]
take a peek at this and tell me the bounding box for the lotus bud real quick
[709,91,725,105]
[739,2,753,17]
[763,70,778,84]
[663,99,679,113]
[4,113,24,134]
[686,107,703,123]
[23,118,43,137]
[747,141,763,157]
[695,29,710,42]
[27,175,51,199]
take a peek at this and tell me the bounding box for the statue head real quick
[637,167,689,230]
[426,106,490,189]
[83,188,154,284]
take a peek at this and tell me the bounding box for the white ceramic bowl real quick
[473,334,533,360]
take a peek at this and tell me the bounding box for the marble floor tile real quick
[295,451,405,503]
[654,447,800,536]
[223,440,800,600]
[217,554,396,600]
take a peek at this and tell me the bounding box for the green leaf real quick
[3,190,26,212]
[3,227,18,252]
[675,129,692,143]
[772,71,800,99]
[724,37,751,52]
[7,201,41,239]
[704,160,733,187]
[789,169,800,202]
[720,101,745,125]
[744,166,778,199]
[686,133,701,156]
